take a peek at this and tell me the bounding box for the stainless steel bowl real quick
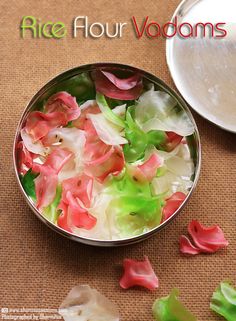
[13,63,201,246]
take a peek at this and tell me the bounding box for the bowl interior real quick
[13,63,201,246]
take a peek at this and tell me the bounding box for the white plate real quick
[166,0,236,133]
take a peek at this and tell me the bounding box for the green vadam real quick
[20,169,38,201]
[123,107,166,162]
[43,186,62,223]
[96,94,167,163]
[152,289,197,321]
[107,170,162,236]
[96,93,125,127]
[210,282,236,321]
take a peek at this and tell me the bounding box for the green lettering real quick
[42,22,53,38]
[21,16,37,38]
[51,22,67,38]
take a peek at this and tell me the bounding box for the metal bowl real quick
[13,63,201,246]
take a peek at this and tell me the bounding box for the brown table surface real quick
[1,0,236,320]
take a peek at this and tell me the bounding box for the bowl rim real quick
[13,62,201,247]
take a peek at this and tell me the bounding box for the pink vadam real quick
[165,132,183,151]
[101,71,141,90]
[73,101,100,129]
[73,102,125,182]
[32,148,73,209]
[25,92,80,142]
[16,141,36,174]
[162,192,186,222]
[34,166,58,210]
[25,111,67,141]
[120,256,159,290]
[57,174,97,232]
[127,153,163,183]
[60,175,93,208]
[180,220,229,255]
[45,91,81,121]
[83,119,125,182]
[179,235,201,255]
[92,70,143,100]
[60,191,96,231]
[137,154,163,181]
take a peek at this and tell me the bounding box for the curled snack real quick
[120,256,159,290]
[25,111,67,141]
[17,141,35,175]
[57,174,96,232]
[162,192,186,222]
[33,148,73,209]
[179,235,201,255]
[188,220,229,252]
[59,285,119,321]
[180,220,229,255]
[135,85,194,137]
[210,282,236,321]
[152,288,197,321]
[93,70,143,100]
[45,91,81,121]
